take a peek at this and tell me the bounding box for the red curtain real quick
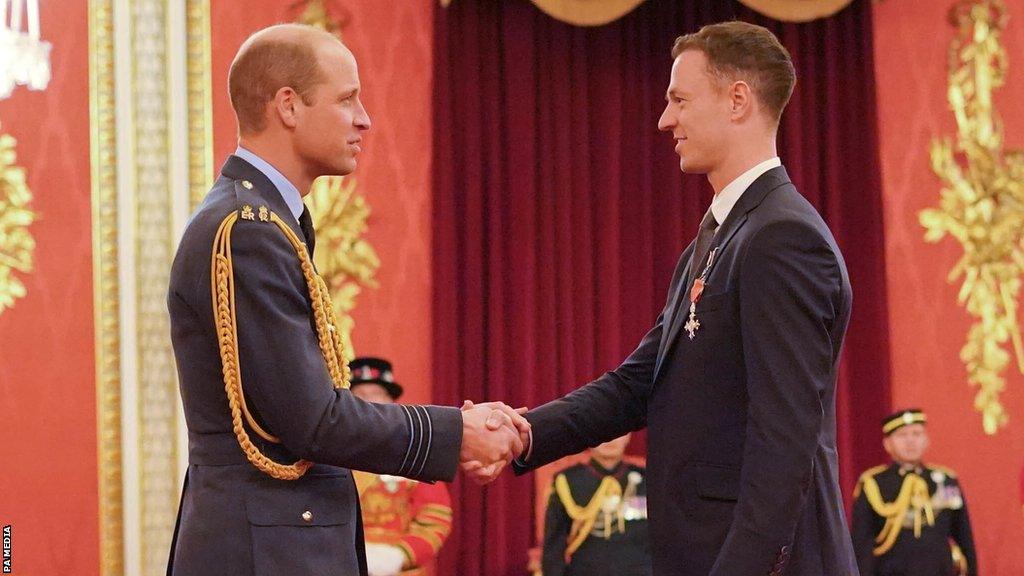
[431,1,891,574]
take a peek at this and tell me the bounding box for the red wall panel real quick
[875,1,1024,573]
[0,1,99,574]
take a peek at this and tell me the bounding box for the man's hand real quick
[459,400,531,485]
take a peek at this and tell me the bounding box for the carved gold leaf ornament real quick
[0,128,36,316]
[307,175,380,362]
[920,0,1024,435]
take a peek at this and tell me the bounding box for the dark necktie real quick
[689,207,719,288]
[298,206,316,257]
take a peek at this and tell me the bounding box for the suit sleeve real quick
[513,246,693,472]
[951,481,978,576]
[709,220,843,575]
[851,481,879,576]
[542,476,572,576]
[230,218,462,481]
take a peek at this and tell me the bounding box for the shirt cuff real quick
[514,427,534,467]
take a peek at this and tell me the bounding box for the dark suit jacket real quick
[516,166,858,576]
[166,156,462,576]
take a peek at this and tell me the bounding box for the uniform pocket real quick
[246,476,357,575]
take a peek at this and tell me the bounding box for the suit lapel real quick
[653,166,793,383]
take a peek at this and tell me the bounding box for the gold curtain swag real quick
[440,0,857,25]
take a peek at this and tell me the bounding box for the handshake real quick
[459,400,532,485]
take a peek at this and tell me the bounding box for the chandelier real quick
[0,0,51,100]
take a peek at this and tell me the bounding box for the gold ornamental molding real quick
[920,0,1023,435]
[0,127,36,316]
[89,0,123,574]
[132,0,182,572]
[187,0,214,208]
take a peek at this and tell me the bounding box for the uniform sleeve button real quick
[302,510,313,523]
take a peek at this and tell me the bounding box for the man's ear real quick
[728,80,754,121]
[273,86,300,129]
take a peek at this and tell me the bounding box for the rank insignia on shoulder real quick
[258,206,270,222]
[241,205,255,221]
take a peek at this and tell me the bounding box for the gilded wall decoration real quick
[132,0,181,572]
[307,176,380,361]
[89,0,124,573]
[295,2,378,357]
[920,0,1024,435]
[187,0,214,208]
[0,128,35,316]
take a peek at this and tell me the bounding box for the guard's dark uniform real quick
[852,463,976,576]
[542,460,652,576]
[166,156,463,575]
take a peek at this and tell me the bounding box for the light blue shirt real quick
[234,146,305,223]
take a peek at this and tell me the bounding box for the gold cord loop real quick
[210,209,350,480]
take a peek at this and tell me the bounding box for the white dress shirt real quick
[709,157,782,225]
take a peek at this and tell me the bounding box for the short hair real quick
[671,21,796,123]
[228,24,335,134]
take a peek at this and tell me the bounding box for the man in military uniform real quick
[852,409,978,576]
[348,357,453,576]
[542,433,651,576]
[166,24,528,576]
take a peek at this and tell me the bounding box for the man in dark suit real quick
[167,24,528,576]
[503,21,858,576]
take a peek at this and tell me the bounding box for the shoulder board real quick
[231,178,272,224]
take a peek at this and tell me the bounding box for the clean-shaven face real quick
[883,424,930,465]
[292,41,371,177]
[657,50,732,175]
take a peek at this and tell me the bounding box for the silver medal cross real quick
[684,302,700,340]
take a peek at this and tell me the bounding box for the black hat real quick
[882,408,926,436]
[348,357,403,400]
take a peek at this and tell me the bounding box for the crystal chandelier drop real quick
[0,0,51,100]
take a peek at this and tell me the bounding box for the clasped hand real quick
[459,400,531,485]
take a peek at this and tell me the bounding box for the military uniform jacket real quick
[852,463,977,576]
[166,156,462,576]
[515,167,858,575]
[542,460,652,576]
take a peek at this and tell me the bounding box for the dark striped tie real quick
[689,207,718,288]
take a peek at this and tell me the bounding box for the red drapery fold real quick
[432,1,891,573]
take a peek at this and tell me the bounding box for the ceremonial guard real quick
[542,434,651,576]
[349,358,454,576]
[852,409,978,576]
